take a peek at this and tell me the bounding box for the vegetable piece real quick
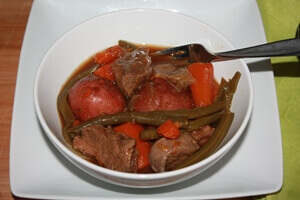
[224,72,241,108]
[114,122,152,170]
[68,75,126,122]
[147,100,226,120]
[188,62,215,107]
[62,124,73,145]
[94,45,126,65]
[57,64,99,125]
[212,78,219,99]
[214,78,228,103]
[187,111,223,132]
[72,119,81,127]
[140,129,161,141]
[157,119,181,139]
[214,71,241,109]
[130,78,194,112]
[172,112,234,170]
[93,63,115,82]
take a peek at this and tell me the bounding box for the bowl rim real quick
[33,8,254,182]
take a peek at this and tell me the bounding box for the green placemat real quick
[257,0,300,199]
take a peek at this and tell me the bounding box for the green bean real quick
[57,64,99,125]
[140,129,161,141]
[57,99,75,126]
[226,71,241,108]
[144,101,226,120]
[66,111,189,135]
[62,124,73,144]
[214,78,228,103]
[172,112,234,170]
[187,111,224,132]
[214,71,241,109]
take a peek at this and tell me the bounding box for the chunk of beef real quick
[149,133,199,172]
[112,47,152,97]
[152,63,195,91]
[190,125,215,147]
[72,124,138,173]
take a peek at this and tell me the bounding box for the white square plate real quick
[10,0,282,199]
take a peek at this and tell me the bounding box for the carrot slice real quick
[157,119,181,139]
[114,122,151,170]
[94,45,125,65]
[212,78,219,99]
[72,119,81,126]
[188,62,215,107]
[93,63,115,81]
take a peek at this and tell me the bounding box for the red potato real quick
[130,78,195,112]
[68,75,126,122]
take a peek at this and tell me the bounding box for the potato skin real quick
[130,78,195,112]
[68,75,126,122]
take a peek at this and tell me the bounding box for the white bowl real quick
[34,9,253,188]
